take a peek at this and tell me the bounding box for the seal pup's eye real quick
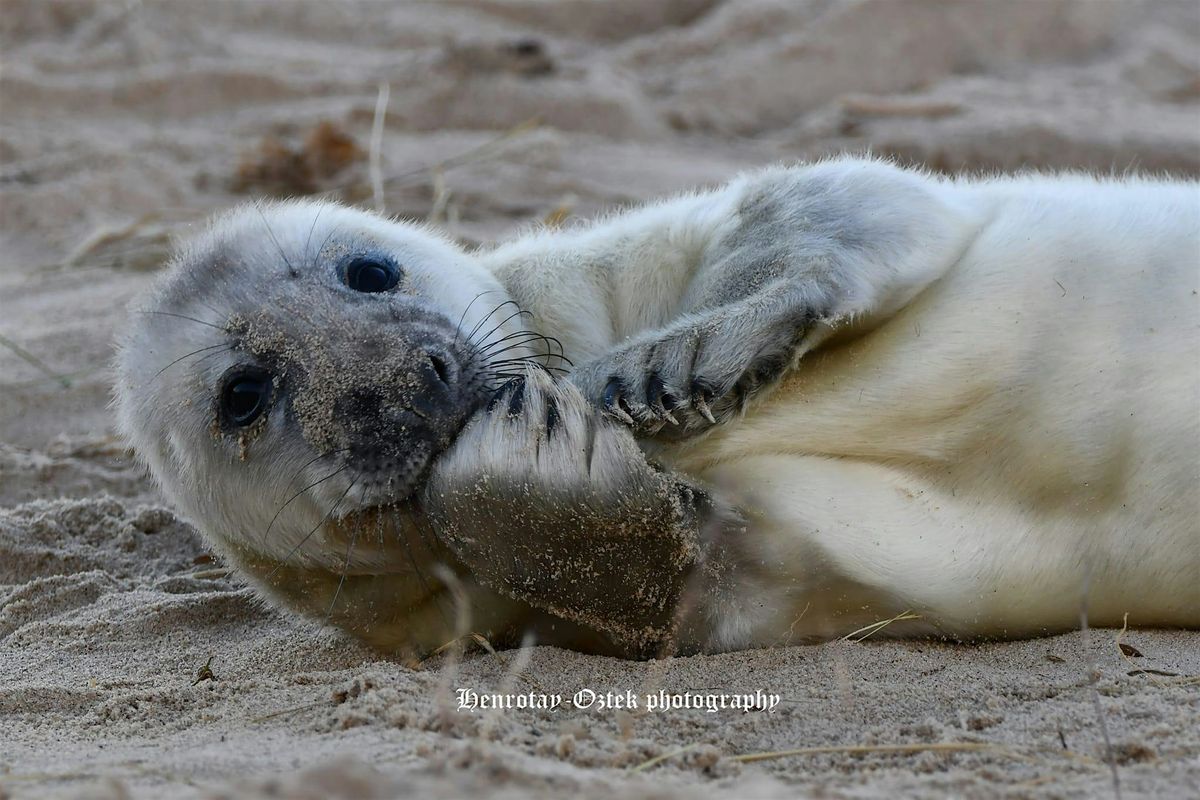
[344,258,400,293]
[221,367,273,427]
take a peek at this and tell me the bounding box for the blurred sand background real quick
[1,1,1198,797]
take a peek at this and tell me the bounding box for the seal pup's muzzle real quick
[223,287,493,508]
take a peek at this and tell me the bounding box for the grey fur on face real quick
[223,294,487,505]
[115,200,534,545]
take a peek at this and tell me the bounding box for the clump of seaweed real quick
[231,120,365,196]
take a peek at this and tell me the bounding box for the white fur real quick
[117,158,1200,653]
[481,159,1200,649]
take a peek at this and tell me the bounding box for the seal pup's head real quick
[114,200,544,650]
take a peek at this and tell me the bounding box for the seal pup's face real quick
[115,200,534,583]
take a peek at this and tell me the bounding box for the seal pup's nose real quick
[425,350,455,388]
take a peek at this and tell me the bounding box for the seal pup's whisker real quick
[183,345,242,375]
[263,463,349,543]
[262,467,354,581]
[479,328,570,366]
[463,304,524,355]
[469,312,574,372]
[253,201,298,277]
[302,206,325,267]
[470,309,534,351]
[490,357,569,375]
[545,336,571,368]
[481,332,571,372]
[136,310,225,331]
[473,329,551,354]
[152,343,232,378]
[278,448,352,497]
[391,505,443,624]
[323,480,362,625]
[310,222,344,268]
[463,299,520,344]
[482,340,556,357]
[475,328,544,346]
[477,344,549,366]
[196,300,230,326]
[522,332,571,369]
[477,336,555,361]
[452,290,501,348]
[484,356,554,376]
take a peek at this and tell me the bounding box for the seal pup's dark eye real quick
[221,367,273,427]
[344,258,400,293]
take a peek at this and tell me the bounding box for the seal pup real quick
[115,158,1200,657]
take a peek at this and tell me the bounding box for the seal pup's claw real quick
[646,374,681,425]
[690,380,718,425]
[486,377,527,416]
[486,386,507,413]
[506,377,527,417]
[602,377,636,425]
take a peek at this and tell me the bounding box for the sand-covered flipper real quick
[422,366,736,657]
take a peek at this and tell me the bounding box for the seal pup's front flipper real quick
[422,365,740,657]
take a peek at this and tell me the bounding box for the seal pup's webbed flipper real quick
[564,160,982,438]
[422,366,737,657]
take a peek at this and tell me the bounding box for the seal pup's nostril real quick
[428,353,451,386]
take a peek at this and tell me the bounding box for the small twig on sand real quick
[732,742,997,763]
[732,741,1100,767]
[542,195,576,228]
[480,631,535,740]
[840,609,921,642]
[1113,613,1138,658]
[427,168,451,224]
[1112,614,1194,681]
[1014,774,1060,789]
[250,700,327,724]
[840,95,962,119]
[424,631,553,697]
[191,655,217,686]
[171,568,233,580]
[1114,612,1160,685]
[1081,571,1123,800]
[369,82,390,213]
[629,744,701,773]
[316,117,540,208]
[431,565,471,727]
[387,117,540,188]
[62,214,160,267]
[0,332,71,388]
[1127,668,1182,678]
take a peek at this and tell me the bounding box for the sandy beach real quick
[2,1,1198,797]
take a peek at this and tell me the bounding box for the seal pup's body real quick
[115,158,1200,657]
